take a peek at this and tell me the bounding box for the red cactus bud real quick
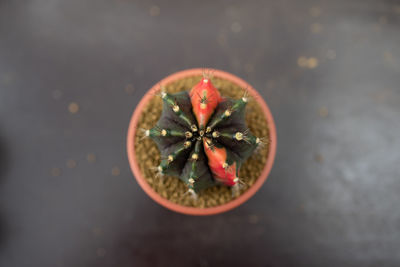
[189,78,222,129]
[203,138,237,186]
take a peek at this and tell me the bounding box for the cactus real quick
[144,75,261,197]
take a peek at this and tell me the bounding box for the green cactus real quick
[143,75,263,197]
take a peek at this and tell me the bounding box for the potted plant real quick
[127,68,276,215]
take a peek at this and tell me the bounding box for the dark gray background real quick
[1,0,400,266]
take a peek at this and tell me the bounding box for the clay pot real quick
[127,68,277,215]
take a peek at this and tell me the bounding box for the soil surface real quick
[134,75,270,208]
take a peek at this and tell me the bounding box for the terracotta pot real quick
[127,68,277,215]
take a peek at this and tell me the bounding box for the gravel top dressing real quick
[134,75,270,208]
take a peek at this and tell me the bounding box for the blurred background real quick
[1,0,400,266]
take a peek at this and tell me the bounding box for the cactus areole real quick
[146,76,262,197]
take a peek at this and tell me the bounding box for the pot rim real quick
[127,68,277,215]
